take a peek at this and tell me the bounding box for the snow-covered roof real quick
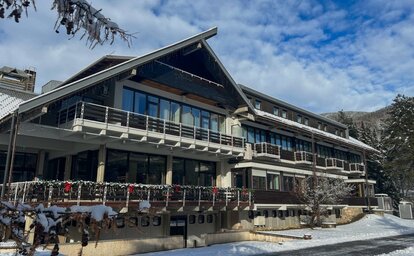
[255,109,378,153]
[0,83,36,119]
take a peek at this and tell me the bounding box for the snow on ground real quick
[378,247,414,256]
[141,214,414,256]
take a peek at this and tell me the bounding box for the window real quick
[189,215,196,224]
[198,215,205,224]
[340,131,344,137]
[153,216,161,226]
[285,210,290,217]
[317,122,322,130]
[105,149,166,184]
[255,100,261,109]
[335,129,338,135]
[304,118,309,126]
[141,216,150,227]
[172,158,216,186]
[71,150,98,181]
[122,88,225,131]
[324,124,328,131]
[267,173,280,190]
[297,115,302,123]
[272,210,277,218]
[207,214,213,223]
[252,176,266,190]
[278,210,284,219]
[263,210,269,218]
[273,107,279,116]
[282,110,287,119]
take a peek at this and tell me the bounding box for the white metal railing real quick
[349,163,365,173]
[294,151,313,163]
[254,142,280,157]
[57,102,245,149]
[325,158,345,169]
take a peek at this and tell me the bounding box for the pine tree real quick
[382,95,414,199]
[337,110,359,138]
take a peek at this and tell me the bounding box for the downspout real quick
[1,112,17,199]
[363,150,371,212]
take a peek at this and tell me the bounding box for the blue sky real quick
[1,0,414,113]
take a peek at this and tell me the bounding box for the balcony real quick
[349,163,365,175]
[295,151,313,165]
[254,190,301,205]
[1,181,252,211]
[57,102,245,157]
[325,158,347,172]
[254,143,280,159]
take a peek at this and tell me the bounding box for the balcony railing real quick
[57,102,245,151]
[294,151,313,164]
[349,163,365,174]
[254,143,280,159]
[0,181,252,210]
[325,158,344,170]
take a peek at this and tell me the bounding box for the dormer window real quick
[324,124,328,132]
[304,118,309,126]
[317,122,322,130]
[297,115,302,124]
[273,107,279,116]
[255,100,261,110]
[335,129,338,135]
[282,110,287,119]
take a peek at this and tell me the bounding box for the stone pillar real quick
[64,155,72,180]
[165,155,173,185]
[96,144,106,182]
[35,150,45,178]
[217,160,231,188]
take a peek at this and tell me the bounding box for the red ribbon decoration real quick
[174,185,181,193]
[212,186,218,195]
[128,184,134,194]
[64,182,72,193]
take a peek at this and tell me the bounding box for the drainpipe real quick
[363,150,371,213]
[1,112,17,199]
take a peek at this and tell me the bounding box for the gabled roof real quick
[0,66,29,78]
[240,84,348,129]
[19,27,252,114]
[0,83,37,119]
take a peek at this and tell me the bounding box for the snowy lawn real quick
[141,214,414,256]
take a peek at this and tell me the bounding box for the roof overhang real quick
[18,27,219,115]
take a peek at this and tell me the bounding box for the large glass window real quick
[106,149,165,184]
[122,88,225,132]
[71,150,98,181]
[160,99,170,120]
[172,158,216,186]
[105,150,128,183]
[182,105,193,126]
[171,102,180,123]
[283,176,295,192]
[0,152,38,182]
[134,92,146,114]
[267,174,280,190]
[252,176,266,190]
[122,89,134,112]
[147,96,159,118]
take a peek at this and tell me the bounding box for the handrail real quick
[58,101,245,148]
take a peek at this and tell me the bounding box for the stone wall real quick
[337,207,364,225]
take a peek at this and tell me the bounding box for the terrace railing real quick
[0,181,252,210]
[325,158,344,170]
[57,102,245,149]
[294,151,313,164]
[254,143,280,159]
[349,163,365,174]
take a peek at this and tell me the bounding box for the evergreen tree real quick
[382,95,414,199]
[337,110,359,138]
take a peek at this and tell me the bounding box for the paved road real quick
[266,234,414,256]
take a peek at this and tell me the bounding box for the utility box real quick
[399,201,413,219]
[375,194,393,212]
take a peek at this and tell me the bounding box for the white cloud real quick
[0,0,413,114]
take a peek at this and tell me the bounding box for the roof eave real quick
[18,27,218,114]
